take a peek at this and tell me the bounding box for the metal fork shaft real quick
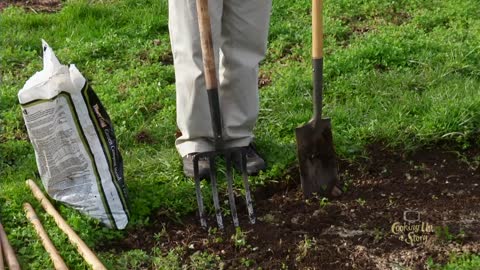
[209,157,224,229]
[225,154,239,227]
[193,156,207,228]
[240,150,256,224]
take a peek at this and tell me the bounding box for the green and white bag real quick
[18,40,129,229]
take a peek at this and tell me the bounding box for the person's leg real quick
[169,0,223,158]
[219,0,272,173]
[218,0,272,147]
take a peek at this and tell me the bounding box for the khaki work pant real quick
[168,0,272,157]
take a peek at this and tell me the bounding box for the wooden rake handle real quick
[24,203,69,270]
[0,221,20,270]
[0,225,4,270]
[26,180,107,270]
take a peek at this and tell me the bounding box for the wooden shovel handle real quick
[26,180,106,270]
[312,0,323,59]
[0,221,20,270]
[312,0,325,120]
[24,203,69,270]
[196,0,218,90]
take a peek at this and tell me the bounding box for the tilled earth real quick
[103,145,480,269]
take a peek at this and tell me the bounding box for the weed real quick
[258,213,276,224]
[189,250,221,270]
[110,249,150,270]
[153,223,168,244]
[231,227,248,248]
[435,226,467,244]
[373,227,384,244]
[241,257,256,268]
[151,247,183,270]
[319,197,330,208]
[296,235,316,262]
[208,227,224,244]
[427,253,480,270]
[356,197,366,206]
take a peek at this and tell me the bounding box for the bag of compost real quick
[18,40,129,229]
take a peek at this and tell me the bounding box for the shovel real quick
[295,0,342,198]
[192,0,255,229]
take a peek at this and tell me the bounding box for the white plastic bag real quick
[18,40,129,229]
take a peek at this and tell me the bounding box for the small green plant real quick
[151,247,184,270]
[388,196,396,207]
[189,251,221,270]
[319,197,330,208]
[241,257,256,268]
[373,227,384,244]
[435,226,467,244]
[296,236,316,262]
[427,253,480,270]
[208,227,224,243]
[435,226,454,242]
[259,213,276,224]
[356,197,366,206]
[231,227,248,248]
[153,223,168,243]
[115,249,150,270]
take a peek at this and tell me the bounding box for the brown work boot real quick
[182,153,210,179]
[233,143,266,175]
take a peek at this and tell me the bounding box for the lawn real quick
[1,0,479,269]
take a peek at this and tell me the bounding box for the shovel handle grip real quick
[312,0,324,120]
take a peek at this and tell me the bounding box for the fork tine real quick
[193,155,207,228]
[209,157,224,229]
[240,150,256,224]
[225,153,239,227]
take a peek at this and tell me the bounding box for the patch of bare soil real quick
[100,145,480,269]
[0,0,61,13]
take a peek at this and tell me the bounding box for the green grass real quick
[1,0,480,269]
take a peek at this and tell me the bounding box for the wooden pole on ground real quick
[0,220,20,270]
[26,179,107,270]
[0,222,4,270]
[24,202,69,270]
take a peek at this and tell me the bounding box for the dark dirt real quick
[0,0,62,12]
[100,144,480,269]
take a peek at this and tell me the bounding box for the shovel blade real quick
[295,118,338,198]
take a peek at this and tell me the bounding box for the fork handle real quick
[196,0,223,145]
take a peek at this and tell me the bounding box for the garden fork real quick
[192,0,255,229]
